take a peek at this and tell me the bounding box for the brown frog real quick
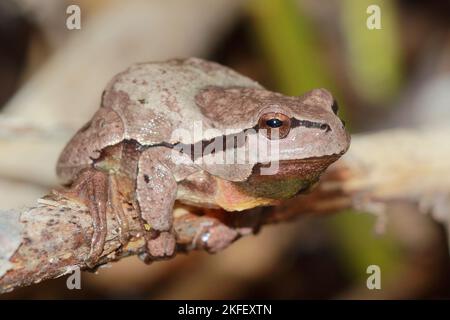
[56,58,350,266]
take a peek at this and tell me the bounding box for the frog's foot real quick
[146,230,176,259]
[59,168,130,268]
[192,218,239,253]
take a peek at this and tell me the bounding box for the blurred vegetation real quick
[330,210,403,284]
[247,0,404,289]
[341,0,402,106]
[247,0,333,95]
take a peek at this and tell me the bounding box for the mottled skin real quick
[56,58,350,266]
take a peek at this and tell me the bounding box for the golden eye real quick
[258,112,291,139]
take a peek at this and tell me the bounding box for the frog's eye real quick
[258,112,291,139]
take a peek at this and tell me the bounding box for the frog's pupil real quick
[266,118,283,128]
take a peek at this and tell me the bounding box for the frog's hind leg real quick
[108,174,130,245]
[59,168,108,267]
[59,168,129,267]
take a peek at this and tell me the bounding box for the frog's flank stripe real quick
[174,117,330,161]
[290,119,331,132]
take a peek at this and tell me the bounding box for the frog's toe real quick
[147,231,176,259]
[86,235,105,268]
[197,223,238,253]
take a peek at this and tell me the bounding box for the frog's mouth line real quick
[251,153,342,180]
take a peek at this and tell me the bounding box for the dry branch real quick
[1,127,449,293]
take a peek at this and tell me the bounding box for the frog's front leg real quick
[136,147,179,259]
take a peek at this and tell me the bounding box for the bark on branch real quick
[1,127,449,293]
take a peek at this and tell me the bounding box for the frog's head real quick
[195,86,350,210]
[252,87,350,177]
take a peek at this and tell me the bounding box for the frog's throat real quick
[213,155,341,211]
[214,177,310,211]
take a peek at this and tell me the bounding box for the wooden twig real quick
[0,193,266,294]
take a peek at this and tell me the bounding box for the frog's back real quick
[57,58,261,184]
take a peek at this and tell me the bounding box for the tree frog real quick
[56,58,350,266]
